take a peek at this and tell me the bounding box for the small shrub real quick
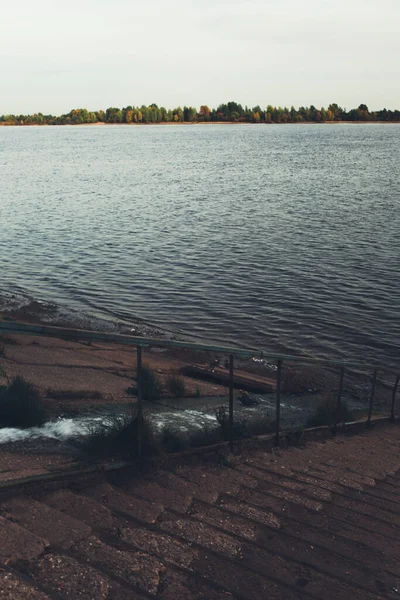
[188,424,223,447]
[139,366,161,402]
[0,364,7,383]
[0,376,46,428]
[81,411,160,459]
[245,417,275,437]
[306,395,354,428]
[160,425,189,453]
[214,405,252,441]
[126,385,137,396]
[166,374,186,398]
[215,405,227,428]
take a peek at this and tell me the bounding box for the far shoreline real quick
[1,120,400,128]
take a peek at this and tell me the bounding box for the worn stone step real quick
[84,482,164,523]
[25,552,146,600]
[0,569,51,600]
[243,458,341,493]
[366,482,400,502]
[160,514,243,558]
[71,534,166,596]
[237,461,333,501]
[0,516,48,565]
[40,489,119,533]
[378,478,400,493]
[120,524,200,569]
[303,465,373,490]
[155,569,242,600]
[158,515,309,600]
[217,495,282,529]
[121,479,192,513]
[349,487,400,514]
[254,510,400,598]
[189,499,268,541]
[236,485,400,562]
[198,496,393,594]
[117,523,244,600]
[174,464,258,500]
[165,509,384,600]
[0,497,91,550]
[240,475,400,540]
[150,469,219,504]
[248,479,324,511]
[333,493,400,527]
[323,499,400,540]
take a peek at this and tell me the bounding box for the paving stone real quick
[0,517,48,565]
[0,498,91,549]
[72,535,166,595]
[85,482,163,523]
[42,489,118,533]
[0,570,50,600]
[123,480,192,513]
[160,517,242,557]
[218,496,281,529]
[121,525,199,568]
[29,552,144,600]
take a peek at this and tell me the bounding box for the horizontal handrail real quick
[0,320,397,374]
[0,319,399,451]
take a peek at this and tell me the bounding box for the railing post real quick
[229,354,234,452]
[367,369,377,428]
[275,360,282,445]
[136,345,143,458]
[391,375,400,421]
[333,366,345,435]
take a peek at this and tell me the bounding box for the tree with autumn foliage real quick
[1,102,399,126]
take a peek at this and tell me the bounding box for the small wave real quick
[0,416,103,444]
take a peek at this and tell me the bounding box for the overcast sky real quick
[1,0,399,114]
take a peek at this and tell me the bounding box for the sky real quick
[1,0,399,114]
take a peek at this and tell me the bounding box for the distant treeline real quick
[1,102,400,125]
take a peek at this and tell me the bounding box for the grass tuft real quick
[166,374,186,398]
[139,366,162,402]
[80,411,160,459]
[0,376,46,428]
[306,395,354,428]
[160,425,189,453]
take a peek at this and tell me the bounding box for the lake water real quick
[0,124,399,370]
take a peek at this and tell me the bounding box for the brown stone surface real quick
[86,482,164,523]
[0,570,50,600]
[72,535,166,595]
[0,517,48,564]
[0,424,400,598]
[0,497,91,549]
[41,489,118,533]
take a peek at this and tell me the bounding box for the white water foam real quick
[0,410,219,444]
[0,416,103,444]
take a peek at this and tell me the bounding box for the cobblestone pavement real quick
[1,423,400,599]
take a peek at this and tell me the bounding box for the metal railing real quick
[0,321,399,453]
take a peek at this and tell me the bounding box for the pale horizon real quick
[1,0,399,114]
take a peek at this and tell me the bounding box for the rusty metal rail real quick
[0,321,399,450]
